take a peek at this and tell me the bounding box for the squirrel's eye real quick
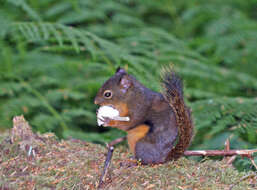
[103,90,112,99]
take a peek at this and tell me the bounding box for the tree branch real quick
[184,149,257,157]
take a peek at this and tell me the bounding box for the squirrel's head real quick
[94,67,134,106]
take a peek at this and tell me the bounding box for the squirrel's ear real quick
[116,67,127,74]
[119,74,132,92]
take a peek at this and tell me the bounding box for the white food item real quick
[97,106,119,126]
[97,106,130,126]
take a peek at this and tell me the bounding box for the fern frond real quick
[192,97,257,145]
[10,22,122,68]
[6,0,41,21]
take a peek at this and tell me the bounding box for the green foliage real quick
[0,0,256,171]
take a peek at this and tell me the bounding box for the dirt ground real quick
[0,116,256,190]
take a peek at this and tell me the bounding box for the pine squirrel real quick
[94,67,194,164]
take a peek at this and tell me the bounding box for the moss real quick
[0,116,255,190]
[0,128,256,190]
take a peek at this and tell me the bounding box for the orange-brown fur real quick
[127,124,150,154]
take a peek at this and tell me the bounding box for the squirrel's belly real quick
[127,124,150,154]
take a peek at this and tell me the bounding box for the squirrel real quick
[94,67,194,164]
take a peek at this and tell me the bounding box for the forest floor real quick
[0,116,256,190]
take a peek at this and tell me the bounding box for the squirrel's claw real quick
[101,116,112,127]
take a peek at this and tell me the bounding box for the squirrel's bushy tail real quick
[161,68,194,160]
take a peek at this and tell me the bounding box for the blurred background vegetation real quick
[0,0,256,171]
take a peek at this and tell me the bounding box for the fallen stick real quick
[184,145,257,170]
[184,139,257,166]
[97,136,126,189]
[98,146,114,189]
[184,149,257,157]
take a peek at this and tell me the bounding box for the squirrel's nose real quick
[94,97,101,105]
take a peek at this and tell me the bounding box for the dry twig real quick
[184,139,257,170]
[97,136,126,189]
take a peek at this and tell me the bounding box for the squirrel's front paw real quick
[101,117,113,127]
[99,116,130,128]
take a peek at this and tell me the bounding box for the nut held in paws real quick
[97,106,119,126]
